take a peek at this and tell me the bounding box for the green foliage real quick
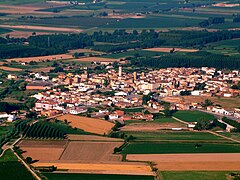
[213,119,227,130]
[222,117,240,132]
[16,121,66,139]
[194,118,212,130]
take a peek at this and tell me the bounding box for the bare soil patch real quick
[17,140,67,162]
[0,66,22,71]
[127,153,240,171]
[7,54,73,63]
[144,47,198,53]
[60,141,122,162]
[57,114,114,135]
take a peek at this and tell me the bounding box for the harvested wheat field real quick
[121,122,186,131]
[68,134,123,142]
[0,66,22,71]
[74,57,118,62]
[33,162,154,176]
[17,140,67,162]
[57,114,114,135]
[144,47,198,53]
[60,141,123,162]
[7,54,73,63]
[0,25,82,33]
[127,153,240,171]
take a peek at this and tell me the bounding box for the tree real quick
[26,157,32,164]
[203,99,213,108]
[142,94,151,105]
[194,118,212,130]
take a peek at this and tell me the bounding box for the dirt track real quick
[128,153,240,171]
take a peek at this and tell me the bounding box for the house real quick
[0,113,17,122]
[69,107,87,114]
[7,74,17,80]
[212,107,232,115]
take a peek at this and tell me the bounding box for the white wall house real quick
[0,113,16,122]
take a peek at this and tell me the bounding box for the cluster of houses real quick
[22,66,240,121]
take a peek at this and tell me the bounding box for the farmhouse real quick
[69,107,87,114]
[0,113,16,122]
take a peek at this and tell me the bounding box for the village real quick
[8,66,237,123]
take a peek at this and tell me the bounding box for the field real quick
[0,149,34,180]
[43,173,154,180]
[18,140,67,162]
[160,171,240,180]
[121,142,240,154]
[60,141,123,162]
[73,56,118,62]
[102,50,164,59]
[121,131,224,142]
[143,48,198,53]
[57,114,114,135]
[173,110,215,122]
[162,96,240,109]
[121,117,186,131]
[0,66,22,71]
[128,153,240,171]
[34,162,153,175]
[7,54,73,63]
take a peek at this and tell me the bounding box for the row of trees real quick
[15,121,66,139]
[1,29,240,58]
[222,117,240,132]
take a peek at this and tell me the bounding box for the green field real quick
[173,110,215,122]
[121,142,240,154]
[102,50,164,59]
[160,171,240,180]
[0,149,34,180]
[121,131,224,141]
[43,173,154,180]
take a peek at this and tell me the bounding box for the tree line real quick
[1,29,240,59]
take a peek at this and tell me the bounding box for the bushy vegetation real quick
[222,117,240,132]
